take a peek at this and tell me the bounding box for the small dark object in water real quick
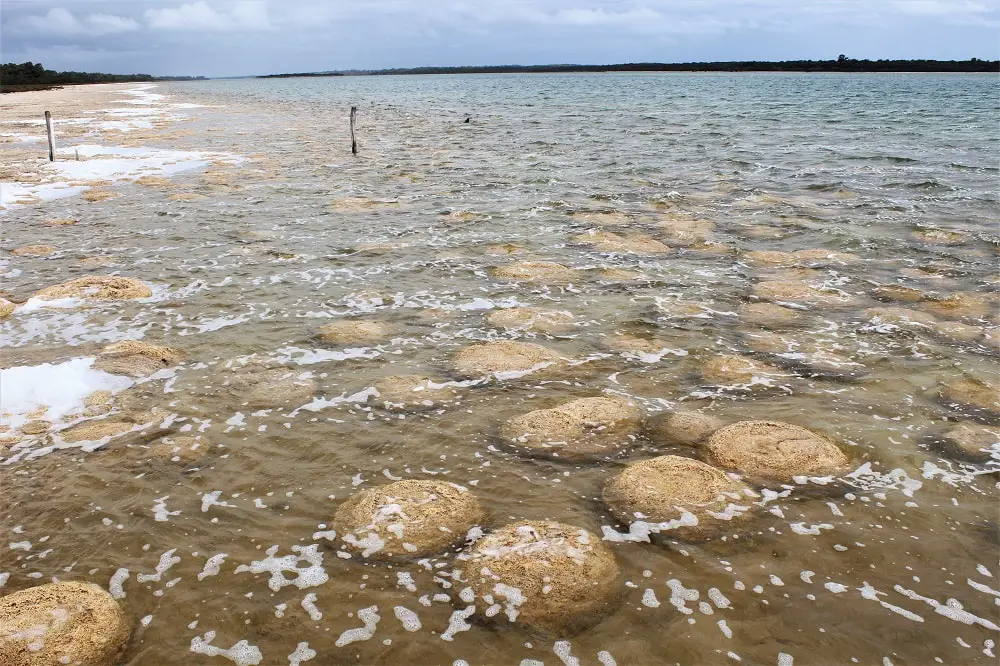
[464,116,471,123]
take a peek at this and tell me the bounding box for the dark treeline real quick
[259,71,344,79]
[262,57,998,78]
[0,62,203,93]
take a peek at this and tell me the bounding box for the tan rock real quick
[738,302,805,329]
[705,420,850,483]
[500,396,641,460]
[460,521,619,634]
[92,340,185,378]
[10,245,55,257]
[0,581,130,666]
[317,320,389,345]
[934,424,999,462]
[333,480,483,560]
[486,307,576,333]
[573,229,670,254]
[940,377,1000,420]
[453,341,563,379]
[753,280,858,308]
[491,261,578,283]
[645,411,724,447]
[871,284,925,303]
[923,292,995,321]
[603,455,753,540]
[701,355,785,385]
[371,375,456,411]
[33,276,151,301]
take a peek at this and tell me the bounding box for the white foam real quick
[335,605,380,646]
[109,568,129,599]
[234,544,328,591]
[287,642,316,665]
[0,357,133,431]
[393,605,422,632]
[441,606,475,641]
[190,631,263,666]
[198,553,228,581]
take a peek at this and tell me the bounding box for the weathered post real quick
[350,106,357,155]
[44,111,55,161]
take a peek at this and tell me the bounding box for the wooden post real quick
[44,111,55,162]
[350,106,357,155]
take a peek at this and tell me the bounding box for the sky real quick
[2,0,998,77]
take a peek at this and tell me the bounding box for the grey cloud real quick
[1,0,997,77]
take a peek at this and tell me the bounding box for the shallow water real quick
[1,73,999,665]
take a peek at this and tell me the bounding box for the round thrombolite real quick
[485,307,576,333]
[871,284,925,304]
[371,375,456,411]
[92,340,185,378]
[705,420,850,483]
[752,280,858,308]
[333,480,484,560]
[913,228,965,245]
[863,307,937,330]
[10,245,55,257]
[700,355,785,386]
[230,367,317,409]
[931,424,999,463]
[934,321,984,344]
[317,319,389,345]
[742,250,796,267]
[573,230,670,254]
[922,292,994,321]
[490,261,578,283]
[148,435,212,465]
[452,341,563,379]
[793,249,860,265]
[460,521,620,634]
[603,455,753,540]
[744,331,867,380]
[939,377,1000,422]
[645,411,724,447]
[32,276,151,301]
[738,302,805,329]
[500,396,641,460]
[656,217,715,244]
[58,416,148,443]
[0,581,131,666]
[605,334,681,362]
[0,299,15,319]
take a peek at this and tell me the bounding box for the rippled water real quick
[2,73,999,665]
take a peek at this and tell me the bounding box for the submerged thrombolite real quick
[705,420,850,483]
[332,479,484,559]
[500,395,642,460]
[0,581,131,666]
[460,521,620,634]
[452,340,564,378]
[603,455,754,540]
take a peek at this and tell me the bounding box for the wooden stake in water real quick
[44,110,55,161]
[350,106,358,155]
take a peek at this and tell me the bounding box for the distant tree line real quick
[1,62,162,93]
[263,58,997,78]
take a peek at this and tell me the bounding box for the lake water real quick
[2,72,999,665]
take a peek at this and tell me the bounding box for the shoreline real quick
[0,82,237,212]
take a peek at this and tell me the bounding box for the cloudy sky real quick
[2,0,998,77]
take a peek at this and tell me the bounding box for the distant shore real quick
[258,58,999,78]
